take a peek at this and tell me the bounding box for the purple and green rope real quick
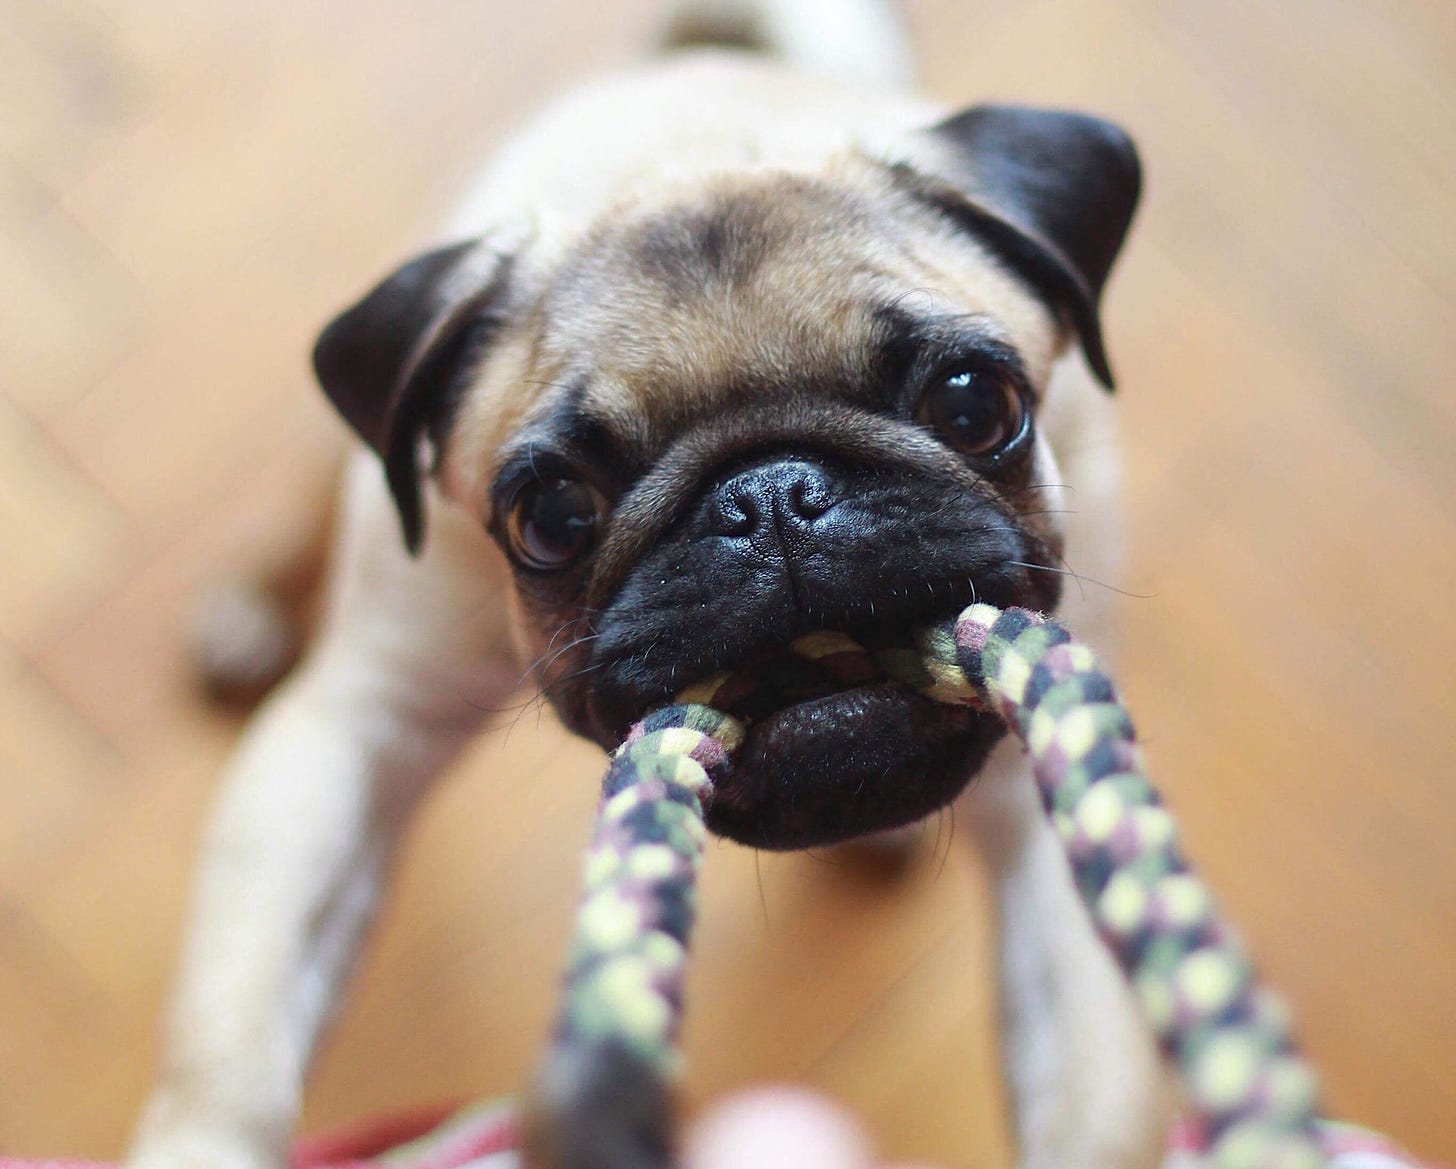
[524,604,1327,1169]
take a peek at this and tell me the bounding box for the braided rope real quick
[525,604,1328,1169]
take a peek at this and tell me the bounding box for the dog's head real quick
[312,105,1139,849]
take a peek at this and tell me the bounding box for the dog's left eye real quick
[505,478,606,571]
[919,368,1027,459]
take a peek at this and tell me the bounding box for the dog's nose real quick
[711,459,836,541]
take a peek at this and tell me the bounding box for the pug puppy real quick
[131,2,1168,1167]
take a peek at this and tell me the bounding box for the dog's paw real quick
[128,1126,281,1169]
[129,1084,291,1169]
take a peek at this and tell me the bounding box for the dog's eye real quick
[505,478,605,571]
[919,368,1027,459]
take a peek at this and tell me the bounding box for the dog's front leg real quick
[130,458,521,1169]
[959,744,1171,1169]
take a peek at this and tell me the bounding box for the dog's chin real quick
[705,683,1003,850]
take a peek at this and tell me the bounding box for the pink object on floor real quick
[1,1101,1440,1169]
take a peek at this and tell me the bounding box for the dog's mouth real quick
[693,615,1003,850]
[573,570,1038,850]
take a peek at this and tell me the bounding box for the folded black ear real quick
[906,104,1141,388]
[313,238,516,552]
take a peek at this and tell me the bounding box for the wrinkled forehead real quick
[535,177,912,429]
[448,171,1061,501]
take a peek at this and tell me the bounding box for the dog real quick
[130,1,1169,1166]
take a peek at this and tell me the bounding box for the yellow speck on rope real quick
[1265,1057,1320,1119]
[1178,949,1242,1017]
[963,602,1001,627]
[601,785,645,822]
[665,755,710,793]
[1075,783,1126,843]
[583,847,620,888]
[1027,707,1058,756]
[641,931,685,972]
[1195,1032,1260,1111]
[1057,706,1100,761]
[922,654,976,702]
[580,889,640,950]
[653,727,705,759]
[1132,805,1176,851]
[627,844,680,881]
[997,650,1032,705]
[595,956,670,1044]
[1099,870,1150,935]
[1153,873,1210,929]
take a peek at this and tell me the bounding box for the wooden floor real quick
[2,0,1453,1163]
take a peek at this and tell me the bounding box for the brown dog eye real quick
[919,369,1027,458]
[506,478,605,571]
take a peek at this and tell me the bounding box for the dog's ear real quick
[901,104,1141,388]
[313,237,517,552]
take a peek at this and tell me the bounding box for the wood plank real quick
[2,0,1454,1163]
[0,394,131,652]
[0,901,129,1156]
[0,0,138,191]
[1159,0,1456,301]
[13,720,235,1157]
[808,908,1010,1168]
[0,663,120,894]
[0,192,143,419]
[36,406,339,747]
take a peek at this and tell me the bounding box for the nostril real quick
[710,460,837,537]
[788,476,832,520]
[715,489,758,537]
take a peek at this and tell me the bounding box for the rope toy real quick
[0,618,1434,1169]
[521,603,1347,1169]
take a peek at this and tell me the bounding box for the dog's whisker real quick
[1005,560,1152,601]
[528,630,603,686]
[501,688,556,745]
[753,851,770,927]
[511,620,583,690]
[1007,557,1087,603]
[542,631,602,670]
[552,659,611,688]
[977,480,1073,515]
[937,802,958,878]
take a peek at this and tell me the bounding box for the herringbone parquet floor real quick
[2,1,1453,1165]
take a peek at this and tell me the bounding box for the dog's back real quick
[662,0,913,87]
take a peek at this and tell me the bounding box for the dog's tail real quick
[660,0,914,88]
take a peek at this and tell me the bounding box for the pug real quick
[131,1,1168,1167]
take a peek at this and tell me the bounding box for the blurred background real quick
[1,0,1453,1163]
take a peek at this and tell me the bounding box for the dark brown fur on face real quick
[314,106,1140,849]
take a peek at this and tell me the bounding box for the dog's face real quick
[313,105,1140,849]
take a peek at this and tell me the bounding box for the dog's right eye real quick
[505,478,605,571]
[918,367,1028,461]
